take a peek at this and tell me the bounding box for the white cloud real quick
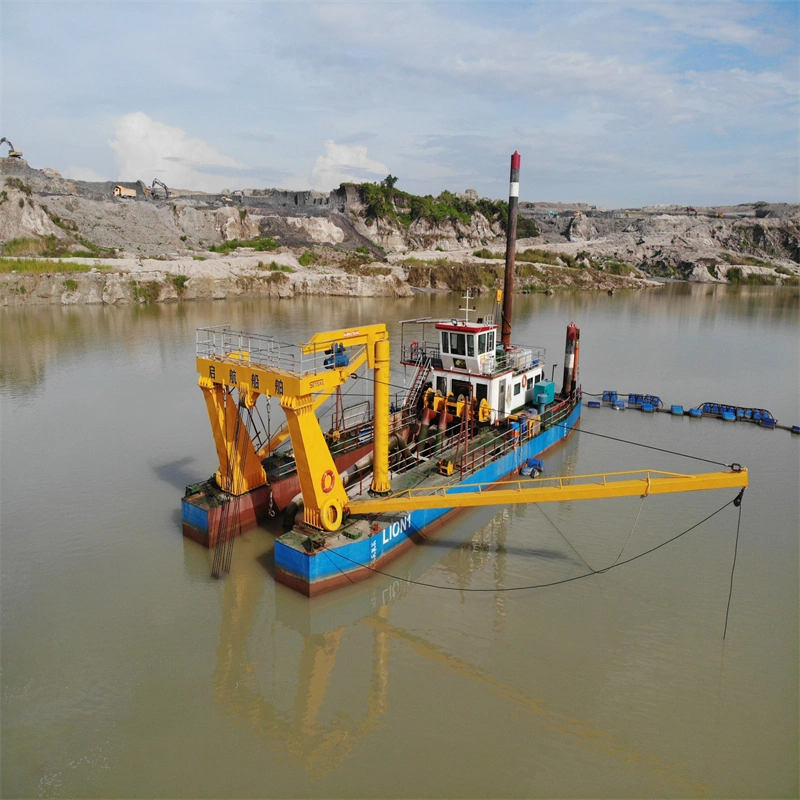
[109,112,245,192]
[310,140,388,191]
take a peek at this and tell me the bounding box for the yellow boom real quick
[196,324,390,529]
[345,468,748,516]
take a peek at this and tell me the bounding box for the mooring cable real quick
[723,489,745,639]
[320,492,740,593]
[555,422,733,468]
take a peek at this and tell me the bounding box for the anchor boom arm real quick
[345,468,748,516]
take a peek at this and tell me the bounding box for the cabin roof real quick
[435,320,496,334]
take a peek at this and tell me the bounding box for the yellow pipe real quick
[370,338,391,496]
[347,468,748,516]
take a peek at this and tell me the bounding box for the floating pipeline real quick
[587,392,798,434]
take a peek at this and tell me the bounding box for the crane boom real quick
[345,468,748,515]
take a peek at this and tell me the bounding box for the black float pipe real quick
[501,151,520,348]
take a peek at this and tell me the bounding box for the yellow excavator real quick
[0,137,23,158]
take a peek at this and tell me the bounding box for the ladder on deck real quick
[403,355,432,414]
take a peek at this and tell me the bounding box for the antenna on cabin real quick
[458,288,475,322]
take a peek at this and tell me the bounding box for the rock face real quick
[522,206,800,282]
[2,157,799,308]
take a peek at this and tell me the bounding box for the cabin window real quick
[449,332,466,356]
[513,382,521,396]
[488,331,495,351]
[527,377,534,390]
[441,332,449,354]
[436,376,447,395]
[467,336,475,357]
[478,333,487,355]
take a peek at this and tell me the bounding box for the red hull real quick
[182,440,378,548]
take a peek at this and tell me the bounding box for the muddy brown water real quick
[2,285,798,798]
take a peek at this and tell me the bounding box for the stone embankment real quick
[1,156,798,306]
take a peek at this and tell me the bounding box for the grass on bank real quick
[209,236,279,254]
[2,235,115,260]
[0,258,96,274]
[257,261,295,273]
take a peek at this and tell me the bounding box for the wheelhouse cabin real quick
[399,314,550,423]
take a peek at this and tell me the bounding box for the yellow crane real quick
[195,324,392,530]
[196,324,748,535]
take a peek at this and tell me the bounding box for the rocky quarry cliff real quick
[1,156,798,306]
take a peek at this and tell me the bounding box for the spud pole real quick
[501,151,520,348]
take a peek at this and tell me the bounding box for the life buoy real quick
[321,470,336,494]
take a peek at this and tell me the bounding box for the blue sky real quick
[2,0,797,207]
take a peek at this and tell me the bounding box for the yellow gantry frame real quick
[197,324,389,529]
[198,325,748,533]
[345,468,749,516]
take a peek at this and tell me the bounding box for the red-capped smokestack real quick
[501,151,520,348]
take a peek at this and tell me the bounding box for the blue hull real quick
[275,402,582,596]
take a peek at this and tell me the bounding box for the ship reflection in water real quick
[210,514,711,796]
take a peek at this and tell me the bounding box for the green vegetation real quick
[0,257,94,274]
[129,279,161,303]
[349,180,539,236]
[298,251,317,267]
[725,267,777,286]
[263,271,290,284]
[600,259,634,276]
[473,248,502,259]
[5,177,32,196]
[257,260,295,273]
[341,262,391,277]
[169,274,190,296]
[720,252,773,268]
[515,262,545,279]
[62,278,79,292]
[192,255,207,261]
[208,236,278,253]
[355,245,370,255]
[359,182,398,222]
[48,213,79,233]
[2,237,57,257]
[405,261,501,291]
[517,248,577,268]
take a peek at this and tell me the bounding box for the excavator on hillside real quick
[151,178,170,199]
[139,178,171,200]
[0,137,23,158]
